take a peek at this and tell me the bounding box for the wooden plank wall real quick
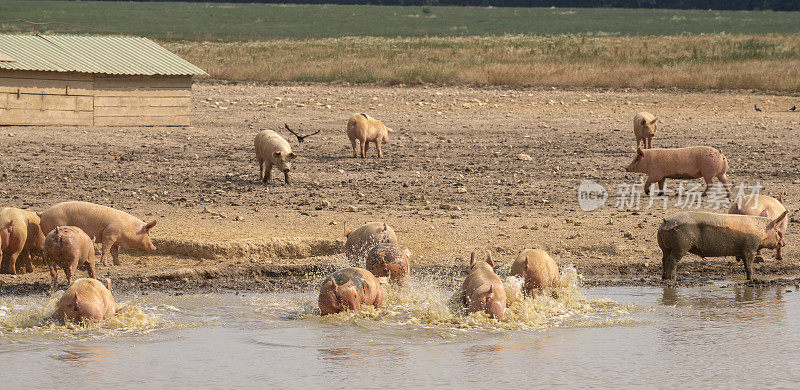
[93,75,192,127]
[0,71,192,126]
[0,70,93,126]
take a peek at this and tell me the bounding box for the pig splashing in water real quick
[56,278,117,323]
[365,243,411,283]
[344,222,398,267]
[44,226,97,291]
[39,201,156,266]
[658,211,787,281]
[462,251,507,320]
[625,146,730,196]
[510,249,559,297]
[318,267,384,315]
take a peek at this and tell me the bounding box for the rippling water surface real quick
[1,270,798,388]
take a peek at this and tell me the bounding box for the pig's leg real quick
[283,170,291,185]
[99,234,119,266]
[374,283,384,309]
[20,250,32,273]
[86,256,97,279]
[111,244,120,266]
[376,140,383,158]
[351,139,358,158]
[5,249,21,275]
[48,259,58,291]
[257,157,264,182]
[658,179,666,196]
[741,252,756,280]
[264,162,273,183]
[643,177,655,195]
[636,137,641,149]
[717,173,731,197]
[776,246,783,260]
[647,136,653,149]
[662,251,682,280]
[701,175,715,196]
[362,140,369,158]
[65,257,75,286]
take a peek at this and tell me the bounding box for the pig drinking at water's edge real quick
[657,211,787,281]
[318,267,383,315]
[39,201,156,266]
[462,251,507,320]
[56,277,117,323]
[728,194,788,260]
[44,226,97,291]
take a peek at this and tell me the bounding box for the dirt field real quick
[2,82,800,294]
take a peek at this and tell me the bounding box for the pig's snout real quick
[150,244,157,251]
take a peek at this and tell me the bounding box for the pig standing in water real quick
[510,249,559,297]
[344,222,398,266]
[658,211,787,280]
[254,129,297,185]
[365,243,411,282]
[626,146,730,196]
[44,226,97,291]
[462,251,506,319]
[318,267,384,315]
[729,194,788,260]
[633,111,658,149]
[0,207,46,274]
[56,277,116,323]
[39,201,157,266]
[346,113,393,158]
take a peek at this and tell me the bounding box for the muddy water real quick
[1,273,798,388]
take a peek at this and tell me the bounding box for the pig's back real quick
[41,201,141,239]
[255,130,291,159]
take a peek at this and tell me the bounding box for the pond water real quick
[1,271,798,388]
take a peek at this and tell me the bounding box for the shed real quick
[0,34,206,127]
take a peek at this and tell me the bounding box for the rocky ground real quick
[1,82,799,294]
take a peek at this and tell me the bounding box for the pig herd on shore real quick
[0,110,791,322]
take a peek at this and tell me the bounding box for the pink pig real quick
[318,267,384,315]
[462,251,507,320]
[39,201,156,266]
[626,146,730,196]
[44,226,97,291]
[56,277,117,323]
[346,113,394,158]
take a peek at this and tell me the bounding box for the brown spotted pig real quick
[39,201,156,266]
[365,243,411,282]
[658,211,787,281]
[44,226,97,291]
[318,267,384,315]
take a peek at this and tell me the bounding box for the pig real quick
[318,267,384,315]
[657,211,787,281]
[254,129,297,185]
[365,243,411,282]
[509,249,559,296]
[462,251,506,320]
[729,194,788,260]
[346,113,394,158]
[626,146,730,196]
[344,222,398,266]
[0,207,46,274]
[633,111,658,149]
[44,226,97,291]
[38,201,156,266]
[56,277,117,323]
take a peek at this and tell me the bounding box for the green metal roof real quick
[0,34,206,76]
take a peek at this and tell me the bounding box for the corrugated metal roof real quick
[0,34,205,76]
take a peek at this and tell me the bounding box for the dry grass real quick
[165,34,800,92]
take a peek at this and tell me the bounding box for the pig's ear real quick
[470,251,477,269]
[650,118,658,124]
[343,222,351,237]
[387,127,395,133]
[143,220,157,232]
[272,151,282,159]
[486,252,495,268]
[91,236,96,244]
[774,211,788,224]
[289,152,298,160]
[760,210,769,218]
[640,119,647,126]
[636,148,645,158]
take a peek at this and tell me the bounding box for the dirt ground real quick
[2,82,800,294]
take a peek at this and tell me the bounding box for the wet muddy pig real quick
[318,267,384,315]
